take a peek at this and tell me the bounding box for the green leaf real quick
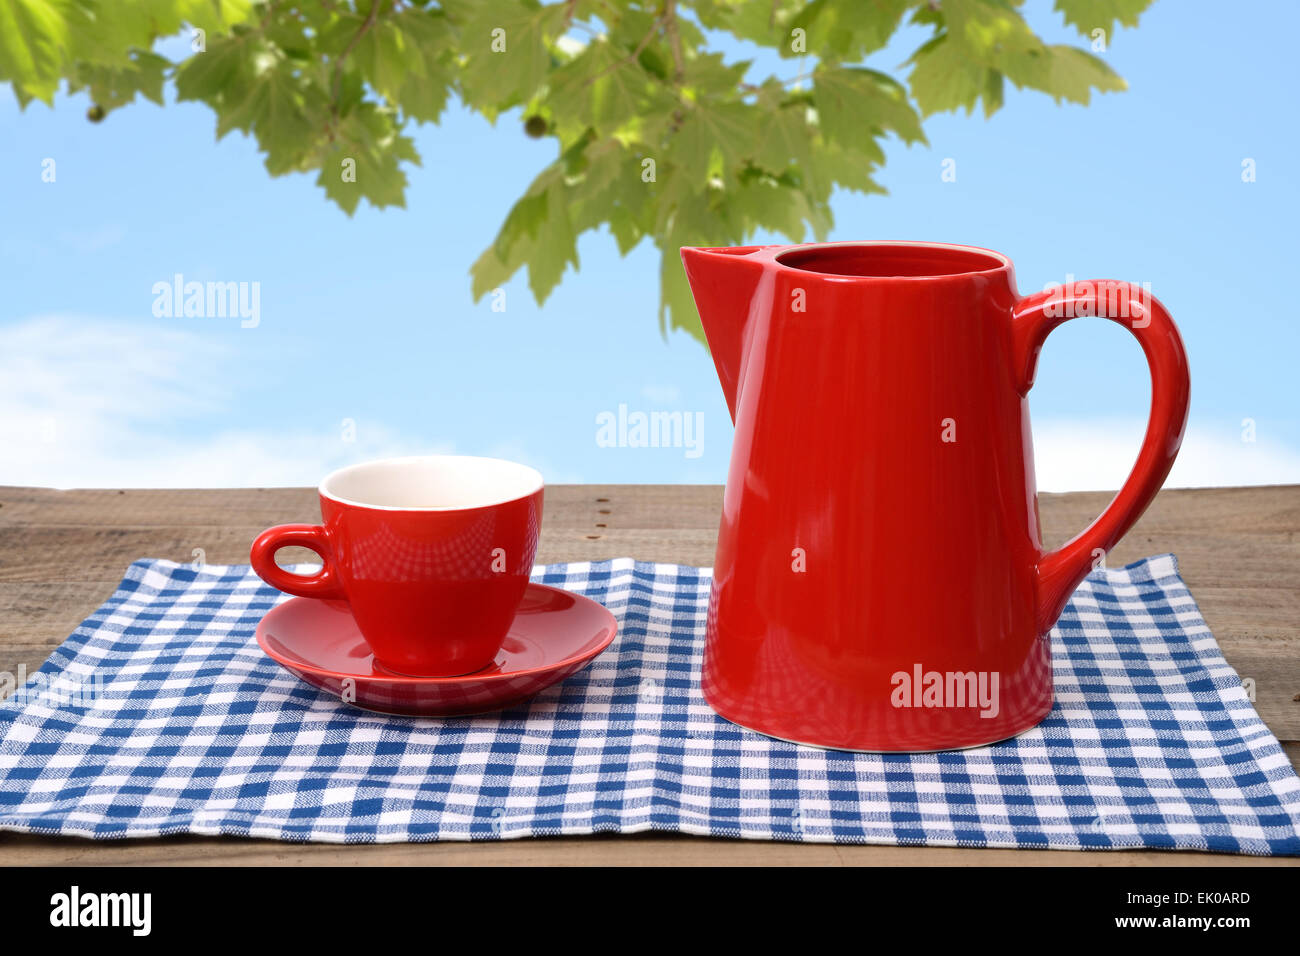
[803,138,887,199]
[733,176,810,242]
[459,0,567,112]
[472,161,580,303]
[691,0,803,46]
[62,1,170,69]
[681,51,750,94]
[788,0,912,62]
[173,33,251,103]
[906,0,1046,116]
[814,66,927,147]
[909,0,1127,114]
[355,7,452,122]
[69,48,170,109]
[566,138,640,234]
[669,112,720,183]
[755,104,813,174]
[492,188,549,264]
[1054,0,1152,36]
[946,0,1042,56]
[669,100,758,184]
[219,53,330,175]
[179,0,255,33]
[177,27,333,178]
[316,103,418,214]
[525,184,579,301]
[659,238,703,342]
[907,1,1127,118]
[1028,44,1127,104]
[469,243,515,301]
[905,33,998,117]
[388,9,454,122]
[0,0,67,104]
[546,37,671,138]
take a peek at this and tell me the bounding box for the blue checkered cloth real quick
[1,554,1297,854]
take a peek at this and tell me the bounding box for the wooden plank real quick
[0,485,725,530]
[1209,647,1300,737]
[0,831,1295,867]
[2,483,1293,531]
[0,484,1297,865]
[0,526,727,582]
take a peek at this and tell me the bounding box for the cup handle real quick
[1010,281,1191,633]
[249,524,346,600]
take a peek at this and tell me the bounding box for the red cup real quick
[251,455,544,677]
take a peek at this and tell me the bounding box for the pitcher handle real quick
[1010,281,1191,633]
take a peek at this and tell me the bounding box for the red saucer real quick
[256,584,617,717]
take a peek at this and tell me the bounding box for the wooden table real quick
[1,484,1296,866]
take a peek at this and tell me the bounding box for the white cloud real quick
[1031,419,1300,492]
[0,315,437,488]
[3,316,1294,492]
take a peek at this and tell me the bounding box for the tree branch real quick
[663,0,684,83]
[584,16,663,86]
[330,0,383,119]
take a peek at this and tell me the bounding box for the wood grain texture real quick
[0,483,1297,866]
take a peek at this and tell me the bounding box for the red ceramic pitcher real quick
[681,241,1190,752]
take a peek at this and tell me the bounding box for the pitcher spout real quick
[680,246,773,422]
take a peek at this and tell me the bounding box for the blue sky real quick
[1,0,1296,490]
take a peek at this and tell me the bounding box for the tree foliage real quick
[0,0,1154,340]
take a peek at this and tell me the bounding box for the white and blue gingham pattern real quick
[1,554,1297,854]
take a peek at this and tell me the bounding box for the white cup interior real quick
[320,455,544,511]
